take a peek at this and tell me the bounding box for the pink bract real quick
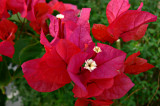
[67,43,127,98]
[22,39,80,92]
[42,8,92,50]
[96,73,134,99]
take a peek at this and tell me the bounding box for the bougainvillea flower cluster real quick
[92,0,157,44]
[21,0,156,105]
[0,0,157,105]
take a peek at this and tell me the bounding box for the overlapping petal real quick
[22,47,70,92]
[0,0,7,19]
[92,24,117,43]
[107,10,157,40]
[68,43,126,98]
[29,3,52,34]
[22,58,66,92]
[97,73,134,99]
[0,41,14,58]
[68,23,92,50]
[124,51,155,75]
[106,0,130,24]
[51,1,79,14]
[0,19,18,42]
[22,39,81,92]
[92,0,157,43]
[56,39,81,63]
[7,0,27,17]
[120,24,148,42]
[0,19,17,58]
[90,43,126,79]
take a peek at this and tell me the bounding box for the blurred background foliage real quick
[0,0,160,106]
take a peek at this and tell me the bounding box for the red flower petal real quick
[72,84,88,98]
[26,0,45,21]
[72,78,114,98]
[0,56,2,62]
[52,2,66,13]
[34,3,52,20]
[22,58,65,92]
[0,19,17,42]
[56,39,81,63]
[48,15,59,37]
[97,73,134,99]
[51,1,79,14]
[29,3,52,34]
[124,51,155,75]
[48,0,58,7]
[75,98,113,106]
[137,2,143,11]
[120,24,148,42]
[68,44,126,98]
[39,47,71,84]
[77,8,91,25]
[62,10,79,23]
[85,78,114,98]
[92,24,117,43]
[0,41,14,58]
[75,98,90,106]
[68,23,92,50]
[64,3,79,14]
[106,0,130,24]
[90,43,126,79]
[7,0,27,17]
[0,0,7,19]
[68,52,88,95]
[107,10,157,39]
[22,45,74,92]
[40,29,52,48]
[30,20,49,34]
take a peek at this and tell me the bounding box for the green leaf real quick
[0,61,12,87]
[8,13,27,23]
[12,39,29,65]
[0,89,7,105]
[19,42,43,64]
[13,66,23,79]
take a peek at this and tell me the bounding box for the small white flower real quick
[117,39,120,42]
[93,46,102,53]
[84,59,97,72]
[56,14,64,19]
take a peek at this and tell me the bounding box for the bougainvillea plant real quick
[0,0,157,105]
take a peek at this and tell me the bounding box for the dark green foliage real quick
[0,59,12,87]
[14,78,76,106]
[0,89,7,106]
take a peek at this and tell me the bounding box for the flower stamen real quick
[84,59,97,72]
[93,46,102,53]
[56,14,64,19]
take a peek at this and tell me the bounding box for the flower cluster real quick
[0,0,157,105]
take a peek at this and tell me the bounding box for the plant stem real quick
[16,14,23,24]
[17,18,26,40]
[116,39,121,50]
